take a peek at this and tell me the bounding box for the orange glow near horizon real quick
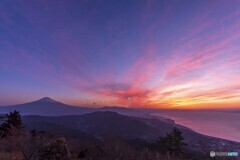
[1,0,240,109]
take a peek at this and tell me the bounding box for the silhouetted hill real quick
[22,111,240,152]
[0,97,160,117]
[1,98,240,152]
[23,117,96,141]
[0,97,92,115]
[23,111,160,140]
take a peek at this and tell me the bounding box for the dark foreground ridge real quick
[22,111,240,152]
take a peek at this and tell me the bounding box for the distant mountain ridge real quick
[0,97,92,115]
[0,97,148,116]
[37,97,59,103]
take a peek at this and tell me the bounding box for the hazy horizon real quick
[1,97,240,111]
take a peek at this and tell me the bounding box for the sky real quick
[0,0,240,109]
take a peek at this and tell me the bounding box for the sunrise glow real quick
[0,0,240,109]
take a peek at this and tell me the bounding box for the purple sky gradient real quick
[0,0,240,108]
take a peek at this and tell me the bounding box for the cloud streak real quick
[0,0,240,108]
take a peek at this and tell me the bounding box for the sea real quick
[153,109,240,142]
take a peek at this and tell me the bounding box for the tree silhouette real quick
[17,130,55,160]
[155,127,187,156]
[0,111,23,138]
[36,137,70,160]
